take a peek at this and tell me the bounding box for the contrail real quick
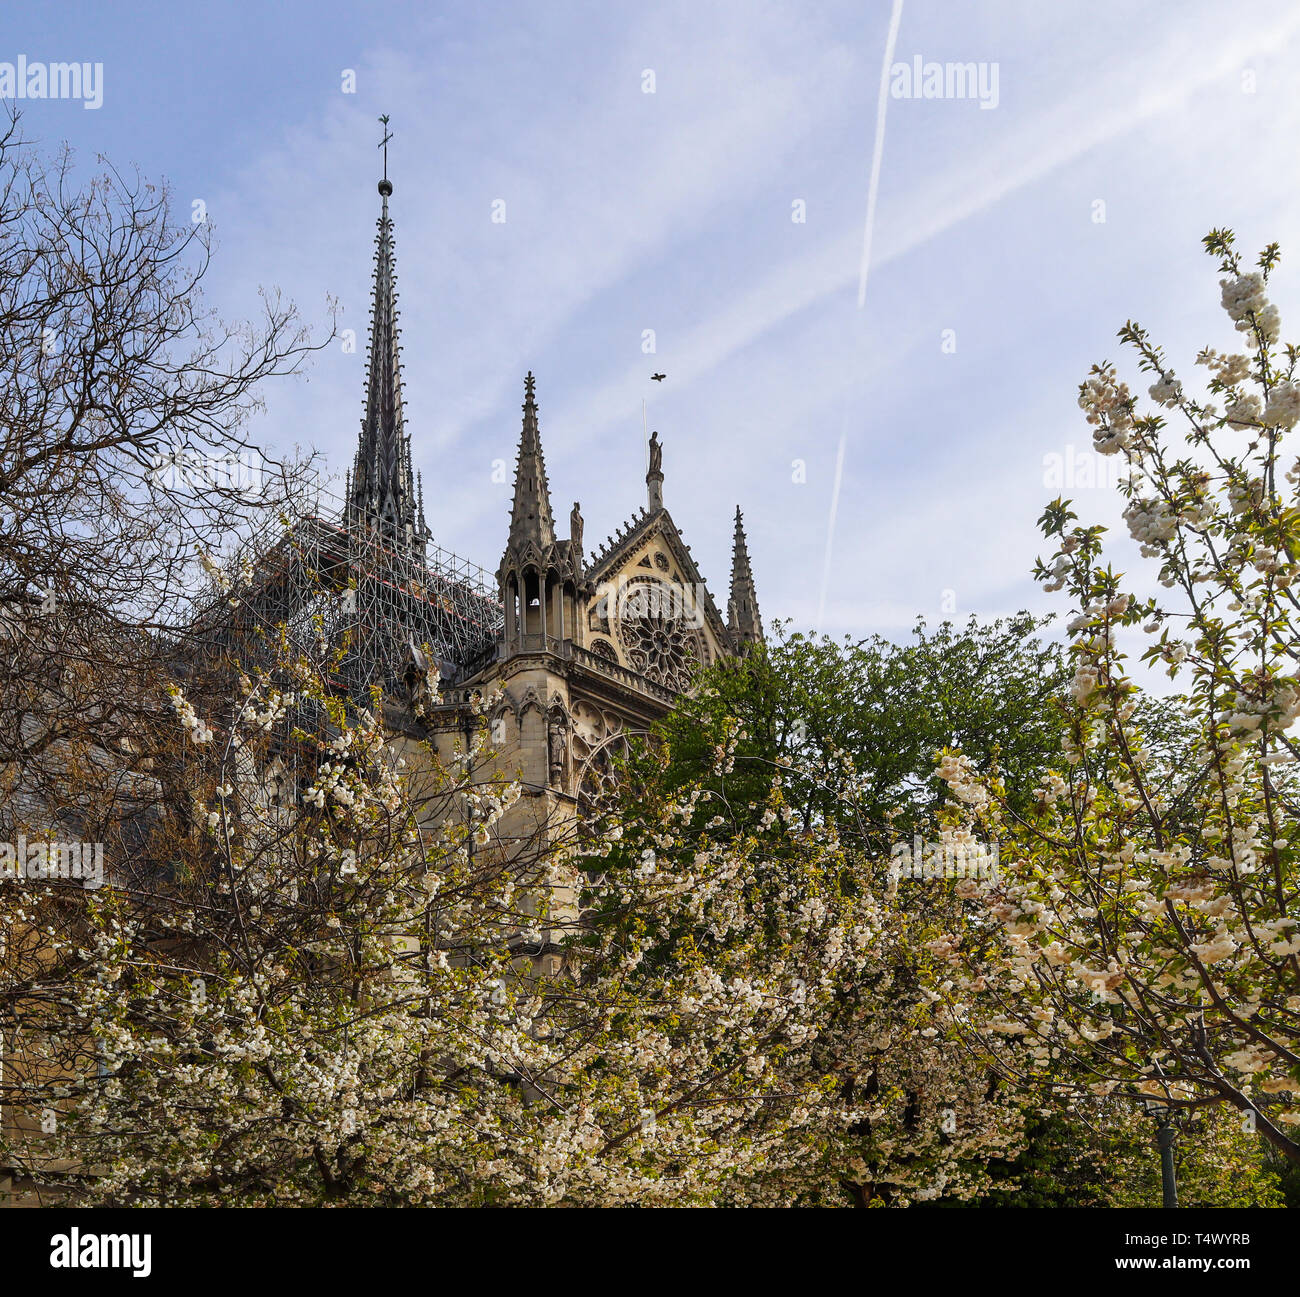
[857,0,904,308]
[814,432,847,634]
[828,3,901,631]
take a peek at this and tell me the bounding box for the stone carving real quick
[548,709,569,787]
[618,578,701,691]
[570,501,585,581]
[570,501,583,555]
[402,635,433,709]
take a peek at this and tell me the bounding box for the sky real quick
[10,0,1300,646]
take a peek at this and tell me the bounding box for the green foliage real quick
[951,1104,1284,1208]
[653,614,1070,852]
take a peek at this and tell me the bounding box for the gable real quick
[584,510,731,690]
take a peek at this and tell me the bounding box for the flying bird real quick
[650,372,666,382]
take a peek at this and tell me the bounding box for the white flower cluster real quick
[168,687,213,744]
[1042,554,1072,593]
[936,753,988,808]
[1257,917,1300,958]
[1222,1044,1277,1077]
[1067,620,1117,711]
[1069,664,1099,702]
[1220,271,1280,341]
[1219,672,1300,737]
[1190,929,1238,965]
[246,690,295,733]
[1123,496,1177,554]
[1067,594,1129,636]
[1224,392,1262,427]
[1036,771,1068,805]
[197,548,232,595]
[303,761,358,809]
[1073,961,1125,1003]
[1263,380,1300,430]
[1226,476,1264,515]
[1251,546,1286,576]
[1148,371,1182,407]
[1160,641,1187,669]
[1198,348,1251,385]
[1078,365,1133,455]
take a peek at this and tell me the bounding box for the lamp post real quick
[1143,1101,1179,1208]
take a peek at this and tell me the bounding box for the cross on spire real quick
[378,114,393,191]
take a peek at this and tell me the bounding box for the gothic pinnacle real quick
[505,371,556,550]
[728,505,763,648]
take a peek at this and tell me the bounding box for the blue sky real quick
[11,0,1300,643]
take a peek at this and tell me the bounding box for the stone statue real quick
[402,635,432,708]
[648,430,662,476]
[570,501,583,554]
[548,716,568,786]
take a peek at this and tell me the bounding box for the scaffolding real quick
[193,478,503,702]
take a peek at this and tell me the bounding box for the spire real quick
[727,506,763,649]
[348,116,427,560]
[507,372,556,549]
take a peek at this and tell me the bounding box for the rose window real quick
[618,580,702,691]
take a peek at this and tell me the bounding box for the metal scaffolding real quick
[193,478,502,701]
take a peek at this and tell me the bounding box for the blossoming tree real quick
[931,232,1300,1165]
[4,604,989,1205]
[599,689,1033,1205]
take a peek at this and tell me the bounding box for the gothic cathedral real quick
[343,160,763,835]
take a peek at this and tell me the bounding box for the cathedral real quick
[0,144,767,1205]
[335,154,763,822]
